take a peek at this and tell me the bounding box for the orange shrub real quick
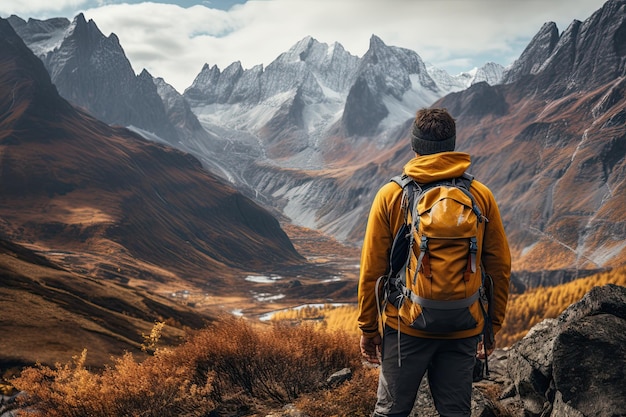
[177,316,361,415]
[13,347,213,417]
[12,317,361,417]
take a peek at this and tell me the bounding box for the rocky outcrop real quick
[496,284,626,417]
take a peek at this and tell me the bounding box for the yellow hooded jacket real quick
[358,152,511,340]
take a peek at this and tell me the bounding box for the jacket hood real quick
[403,151,471,183]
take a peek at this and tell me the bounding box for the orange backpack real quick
[378,173,493,346]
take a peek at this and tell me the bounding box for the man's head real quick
[411,108,456,155]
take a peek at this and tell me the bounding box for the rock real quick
[505,284,626,417]
[0,391,23,417]
[507,318,559,415]
[552,313,626,417]
[558,284,626,323]
[326,367,352,387]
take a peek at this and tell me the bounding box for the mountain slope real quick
[0,238,206,368]
[0,17,304,290]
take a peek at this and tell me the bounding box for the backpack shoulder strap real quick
[390,174,418,222]
[460,172,474,188]
[456,172,487,222]
[390,174,414,189]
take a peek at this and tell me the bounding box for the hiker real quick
[358,108,511,417]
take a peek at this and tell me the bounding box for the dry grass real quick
[295,366,379,417]
[11,317,364,417]
[12,347,214,417]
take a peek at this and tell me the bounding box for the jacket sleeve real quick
[357,183,396,337]
[476,183,512,335]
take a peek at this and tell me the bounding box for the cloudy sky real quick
[0,0,608,92]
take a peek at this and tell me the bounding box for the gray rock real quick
[326,367,352,387]
[552,313,626,417]
[505,284,626,417]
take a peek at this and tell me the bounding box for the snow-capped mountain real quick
[176,34,504,231]
[427,61,505,92]
[184,35,494,169]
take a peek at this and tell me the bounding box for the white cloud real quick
[0,0,87,16]
[1,0,609,92]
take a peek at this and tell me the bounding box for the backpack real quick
[375,173,495,371]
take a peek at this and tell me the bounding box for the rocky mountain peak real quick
[279,35,317,62]
[339,34,440,137]
[502,22,560,84]
[7,13,197,147]
[367,34,386,51]
[184,63,222,102]
[472,62,505,86]
[503,0,626,92]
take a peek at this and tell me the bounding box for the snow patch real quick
[245,274,283,283]
[252,293,286,302]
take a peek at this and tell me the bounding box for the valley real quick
[151,223,361,321]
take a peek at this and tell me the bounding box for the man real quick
[358,108,511,417]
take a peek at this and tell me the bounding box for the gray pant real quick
[373,326,480,417]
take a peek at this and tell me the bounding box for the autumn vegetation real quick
[8,317,374,417]
[5,267,626,416]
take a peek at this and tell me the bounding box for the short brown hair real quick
[411,108,456,155]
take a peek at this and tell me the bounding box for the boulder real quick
[506,284,626,417]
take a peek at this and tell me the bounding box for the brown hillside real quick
[440,79,626,272]
[0,238,208,369]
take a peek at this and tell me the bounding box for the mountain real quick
[501,0,626,91]
[0,17,311,295]
[5,13,215,153]
[184,34,479,167]
[427,61,505,92]
[178,35,497,238]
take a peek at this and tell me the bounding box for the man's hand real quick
[360,334,382,365]
[476,339,495,360]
